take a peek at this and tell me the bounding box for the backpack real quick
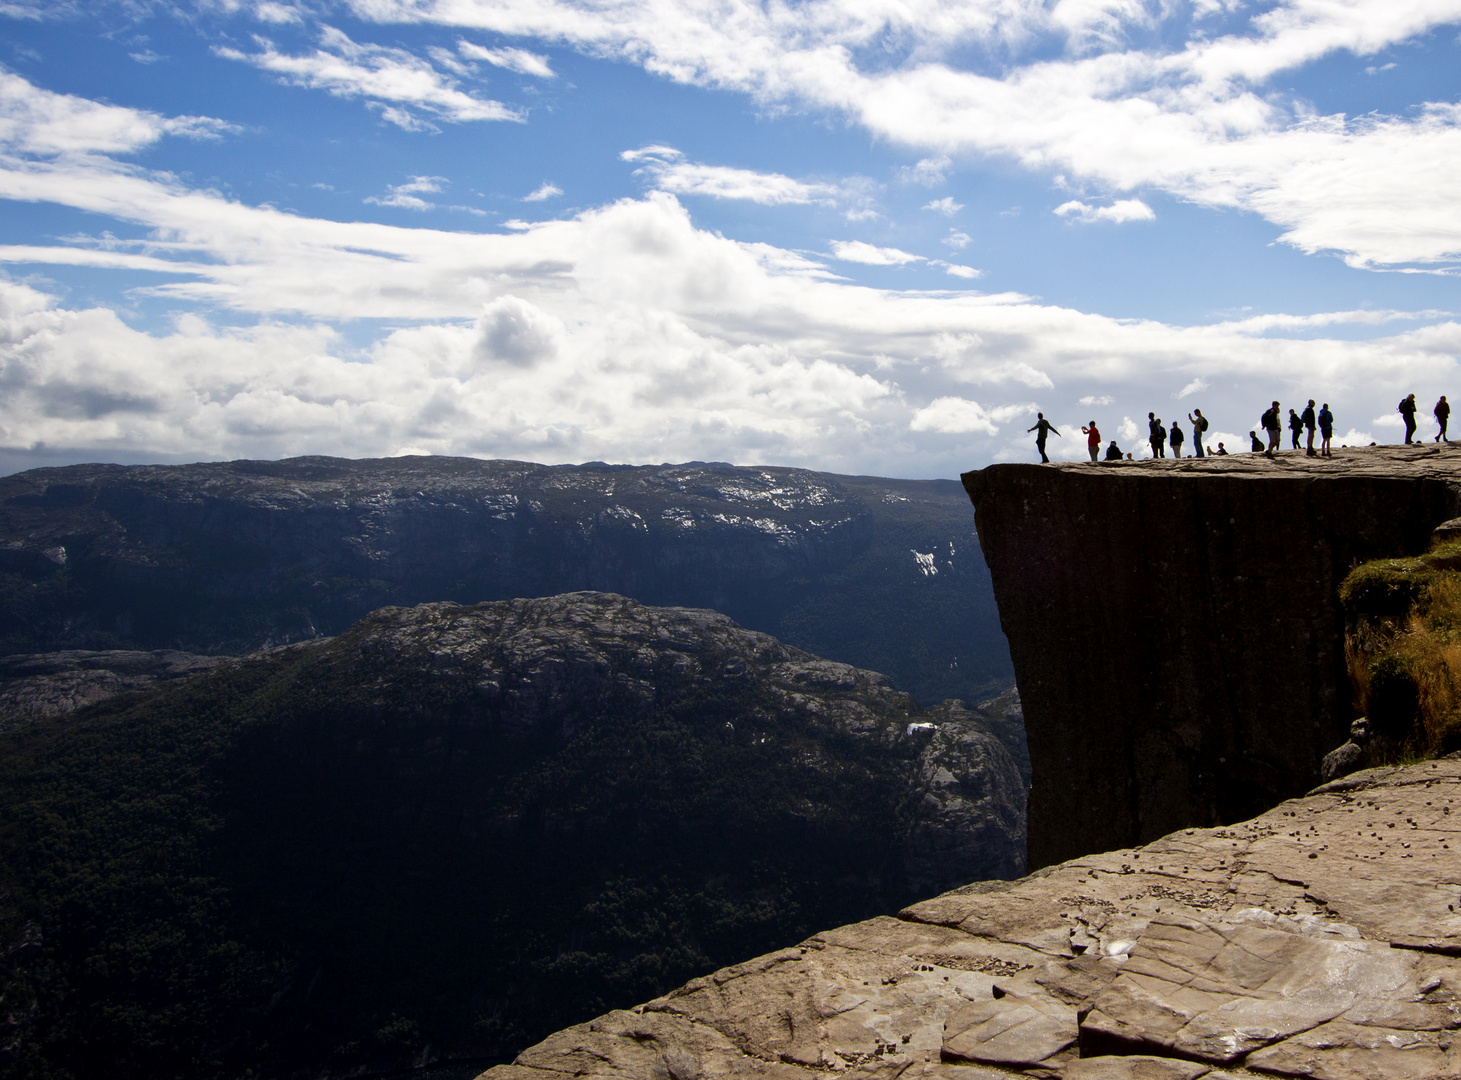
[1199,415,1209,432]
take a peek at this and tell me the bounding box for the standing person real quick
[1301,399,1317,457]
[1154,418,1167,458]
[1169,419,1185,458]
[1436,396,1450,443]
[1400,394,1418,444]
[1188,408,1208,457]
[1318,402,1334,457]
[1287,408,1303,450]
[1028,412,1060,462]
[1082,420,1101,462]
[1148,412,1162,458]
[1262,401,1282,457]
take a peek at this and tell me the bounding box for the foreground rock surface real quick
[483,755,1461,1080]
[964,445,1461,869]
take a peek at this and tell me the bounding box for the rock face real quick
[0,592,1024,1080]
[962,447,1461,869]
[0,456,1010,708]
[485,754,1461,1080]
[0,649,223,729]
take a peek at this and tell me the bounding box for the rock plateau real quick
[964,446,1461,868]
[484,755,1461,1080]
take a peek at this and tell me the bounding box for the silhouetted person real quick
[1250,430,1265,452]
[1400,394,1418,443]
[1301,399,1317,457]
[1215,442,1229,455]
[1287,408,1302,450]
[1104,440,1122,460]
[1082,420,1101,462]
[1437,396,1450,443]
[1148,412,1163,458]
[1319,402,1334,457]
[1261,401,1282,457]
[1028,412,1060,462]
[1188,408,1208,457]
[1169,420,1185,458]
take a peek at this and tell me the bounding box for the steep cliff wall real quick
[963,447,1461,869]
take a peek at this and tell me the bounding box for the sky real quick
[0,0,1459,477]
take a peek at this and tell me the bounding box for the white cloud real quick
[457,41,556,78]
[215,27,521,127]
[909,397,1001,435]
[330,0,1461,269]
[943,230,972,249]
[1054,199,1156,225]
[1176,376,1209,398]
[936,262,982,279]
[923,196,962,216]
[1080,394,1114,406]
[365,175,446,210]
[623,145,852,207]
[523,182,562,201]
[0,71,232,157]
[830,240,922,265]
[897,156,951,186]
[254,2,303,23]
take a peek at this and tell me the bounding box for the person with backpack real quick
[1027,412,1061,462]
[1261,401,1282,457]
[1318,403,1334,457]
[1169,419,1185,458]
[1301,399,1317,457]
[1188,409,1208,457]
[1148,412,1164,458]
[1400,394,1418,444]
[1436,396,1450,443]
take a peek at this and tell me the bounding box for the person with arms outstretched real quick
[1081,420,1101,462]
[1028,412,1060,462]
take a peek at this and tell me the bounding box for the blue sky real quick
[0,0,1459,476]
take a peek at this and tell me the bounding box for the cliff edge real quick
[963,445,1461,869]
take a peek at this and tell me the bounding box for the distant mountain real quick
[0,457,1012,710]
[0,593,1024,1080]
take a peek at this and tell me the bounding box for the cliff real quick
[0,456,1010,710]
[483,756,1461,1080]
[0,592,1024,1079]
[963,446,1461,869]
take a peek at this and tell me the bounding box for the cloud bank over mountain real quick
[0,0,1458,474]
